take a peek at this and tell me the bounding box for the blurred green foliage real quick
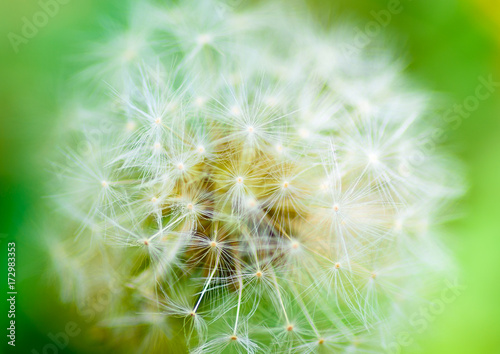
[1,0,498,353]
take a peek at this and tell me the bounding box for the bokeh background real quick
[1,0,499,353]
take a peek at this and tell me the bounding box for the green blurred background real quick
[0,0,499,353]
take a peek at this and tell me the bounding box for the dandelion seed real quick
[195,97,206,107]
[247,198,257,208]
[125,121,136,131]
[230,106,241,115]
[197,33,213,46]
[298,128,310,139]
[368,152,379,164]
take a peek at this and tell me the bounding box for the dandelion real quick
[46,0,462,352]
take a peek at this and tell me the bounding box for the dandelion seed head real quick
[47,1,462,352]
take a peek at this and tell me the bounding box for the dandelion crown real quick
[48,0,462,352]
